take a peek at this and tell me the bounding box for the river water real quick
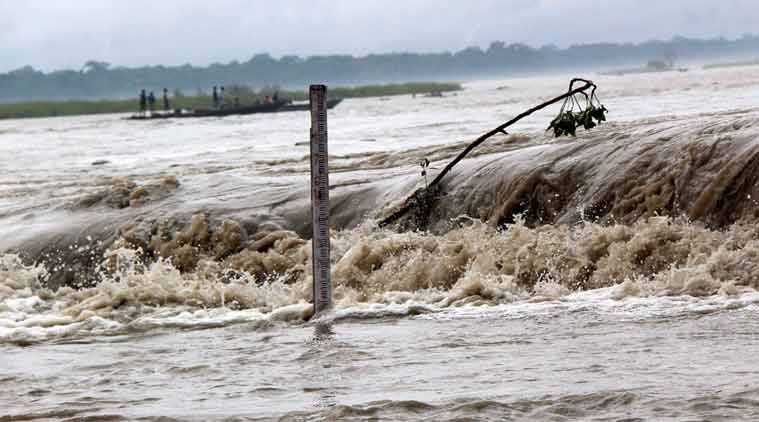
[3,67,759,421]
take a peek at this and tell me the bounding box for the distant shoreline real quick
[703,58,759,70]
[599,59,688,76]
[0,82,461,120]
[3,35,759,103]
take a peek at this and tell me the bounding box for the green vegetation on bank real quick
[703,58,759,69]
[0,82,461,120]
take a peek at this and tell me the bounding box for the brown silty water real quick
[3,68,759,420]
[10,108,759,294]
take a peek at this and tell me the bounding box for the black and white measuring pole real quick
[310,85,332,314]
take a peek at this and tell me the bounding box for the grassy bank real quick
[0,82,461,120]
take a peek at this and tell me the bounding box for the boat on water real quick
[127,98,343,120]
[278,98,343,111]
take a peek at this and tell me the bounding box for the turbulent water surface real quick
[3,67,759,421]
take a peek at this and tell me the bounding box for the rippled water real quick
[4,297,759,421]
[3,66,759,420]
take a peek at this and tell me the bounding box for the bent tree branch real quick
[379,78,600,230]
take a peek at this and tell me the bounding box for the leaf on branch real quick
[548,93,608,138]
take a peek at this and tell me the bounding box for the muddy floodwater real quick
[3,67,759,421]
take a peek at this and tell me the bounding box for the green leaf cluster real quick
[547,102,607,138]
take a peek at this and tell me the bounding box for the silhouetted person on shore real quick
[139,89,147,116]
[212,86,219,109]
[162,88,170,112]
[147,91,156,114]
[234,97,240,108]
[273,91,279,102]
[219,86,225,109]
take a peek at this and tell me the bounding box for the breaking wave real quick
[4,213,759,344]
[5,97,759,344]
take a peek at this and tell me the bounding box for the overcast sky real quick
[0,0,755,73]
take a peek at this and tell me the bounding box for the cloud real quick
[0,0,755,72]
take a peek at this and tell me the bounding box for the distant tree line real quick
[2,35,759,102]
